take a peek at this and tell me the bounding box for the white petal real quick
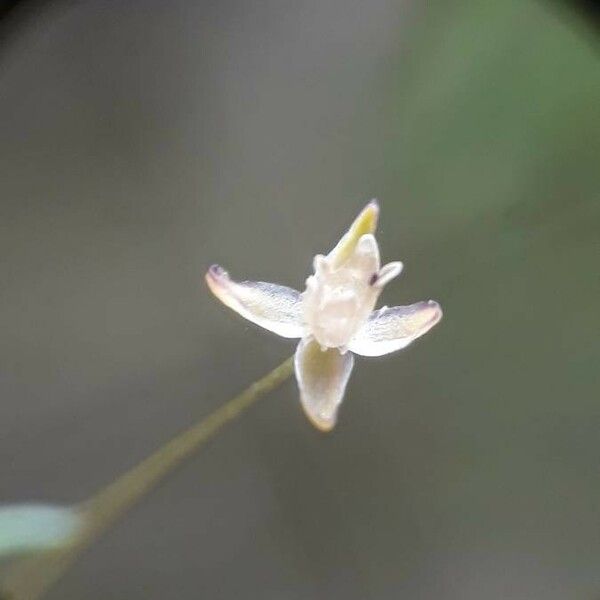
[344,233,381,276]
[206,265,303,338]
[373,261,403,288]
[294,337,354,432]
[348,301,442,357]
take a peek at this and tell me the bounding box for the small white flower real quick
[206,200,442,432]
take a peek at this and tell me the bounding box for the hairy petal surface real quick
[348,301,442,357]
[294,337,354,431]
[206,265,303,338]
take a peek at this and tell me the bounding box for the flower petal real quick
[294,338,354,432]
[206,265,303,338]
[373,261,403,288]
[348,300,442,357]
[327,200,379,268]
[343,233,381,276]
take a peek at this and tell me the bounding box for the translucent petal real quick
[294,338,354,432]
[343,233,381,276]
[327,200,379,268]
[348,301,442,357]
[206,265,303,338]
[373,261,403,288]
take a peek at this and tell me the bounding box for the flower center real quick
[302,263,377,350]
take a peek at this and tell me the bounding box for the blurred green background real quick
[0,1,599,598]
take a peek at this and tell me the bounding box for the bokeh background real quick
[1,1,599,598]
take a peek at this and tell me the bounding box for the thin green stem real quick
[2,356,294,600]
